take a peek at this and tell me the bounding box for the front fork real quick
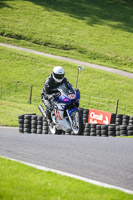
[66,108,78,127]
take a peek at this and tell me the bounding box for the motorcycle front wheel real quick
[71,110,83,135]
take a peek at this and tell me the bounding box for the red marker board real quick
[88,109,111,125]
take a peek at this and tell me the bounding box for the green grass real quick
[0,45,133,126]
[0,0,133,72]
[117,136,133,138]
[0,100,40,127]
[0,157,132,200]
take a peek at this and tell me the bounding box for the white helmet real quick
[53,66,65,83]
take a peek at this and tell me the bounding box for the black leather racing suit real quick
[41,74,70,119]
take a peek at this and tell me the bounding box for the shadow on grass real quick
[26,0,133,32]
[0,0,12,9]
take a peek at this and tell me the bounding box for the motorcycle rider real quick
[41,66,72,123]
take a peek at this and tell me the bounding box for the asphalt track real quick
[0,43,133,79]
[0,127,133,193]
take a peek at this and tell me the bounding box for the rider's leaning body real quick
[41,66,71,122]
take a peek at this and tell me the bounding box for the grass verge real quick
[0,157,133,200]
[0,45,133,126]
[0,100,40,127]
[0,0,133,72]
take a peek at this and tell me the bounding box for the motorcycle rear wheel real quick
[71,110,83,135]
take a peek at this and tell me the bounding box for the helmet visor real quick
[54,73,64,80]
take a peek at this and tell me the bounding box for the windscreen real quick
[58,82,75,97]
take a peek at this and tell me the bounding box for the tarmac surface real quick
[0,127,133,191]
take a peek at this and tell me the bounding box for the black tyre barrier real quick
[83,123,90,136]
[31,123,37,129]
[90,124,96,136]
[19,127,23,133]
[18,119,23,124]
[120,125,127,136]
[31,115,37,120]
[18,111,133,137]
[101,130,108,137]
[108,125,116,137]
[127,125,133,136]
[42,118,48,134]
[18,115,24,133]
[122,115,129,125]
[96,130,101,136]
[37,115,43,121]
[23,115,31,133]
[129,117,133,125]
[130,116,133,120]
[122,119,128,125]
[83,109,89,114]
[24,124,30,128]
[31,115,37,134]
[43,121,48,126]
[24,119,31,124]
[101,125,108,137]
[19,123,23,128]
[82,109,89,124]
[37,129,42,134]
[116,125,120,136]
[96,125,101,136]
[37,125,42,129]
[31,128,37,134]
[115,114,123,125]
[36,115,43,134]
[116,114,123,119]
[24,127,31,133]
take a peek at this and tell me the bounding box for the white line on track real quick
[1,155,133,195]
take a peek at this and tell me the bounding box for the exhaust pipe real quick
[38,104,46,118]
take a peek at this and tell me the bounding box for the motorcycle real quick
[39,82,83,135]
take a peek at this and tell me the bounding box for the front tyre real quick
[71,110,83,135]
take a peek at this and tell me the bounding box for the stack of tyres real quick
[18,115,24,133]
[37,116,43,134]
[31,115,37,134]
[115,125,120,136]
[122,115,129,125]
[42,118,48,134]
[24,115,31,133]
[129,116,133,125]
[115,114,122,125]
[127,125,133,136]
[90,124,96,136]
[96,125,101,136]
[82,109,89,124]
[101,125,108,137]
[120,125,127,136]
[83,123,90,136]
[79,108,83,119]
[108,125,116,137]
